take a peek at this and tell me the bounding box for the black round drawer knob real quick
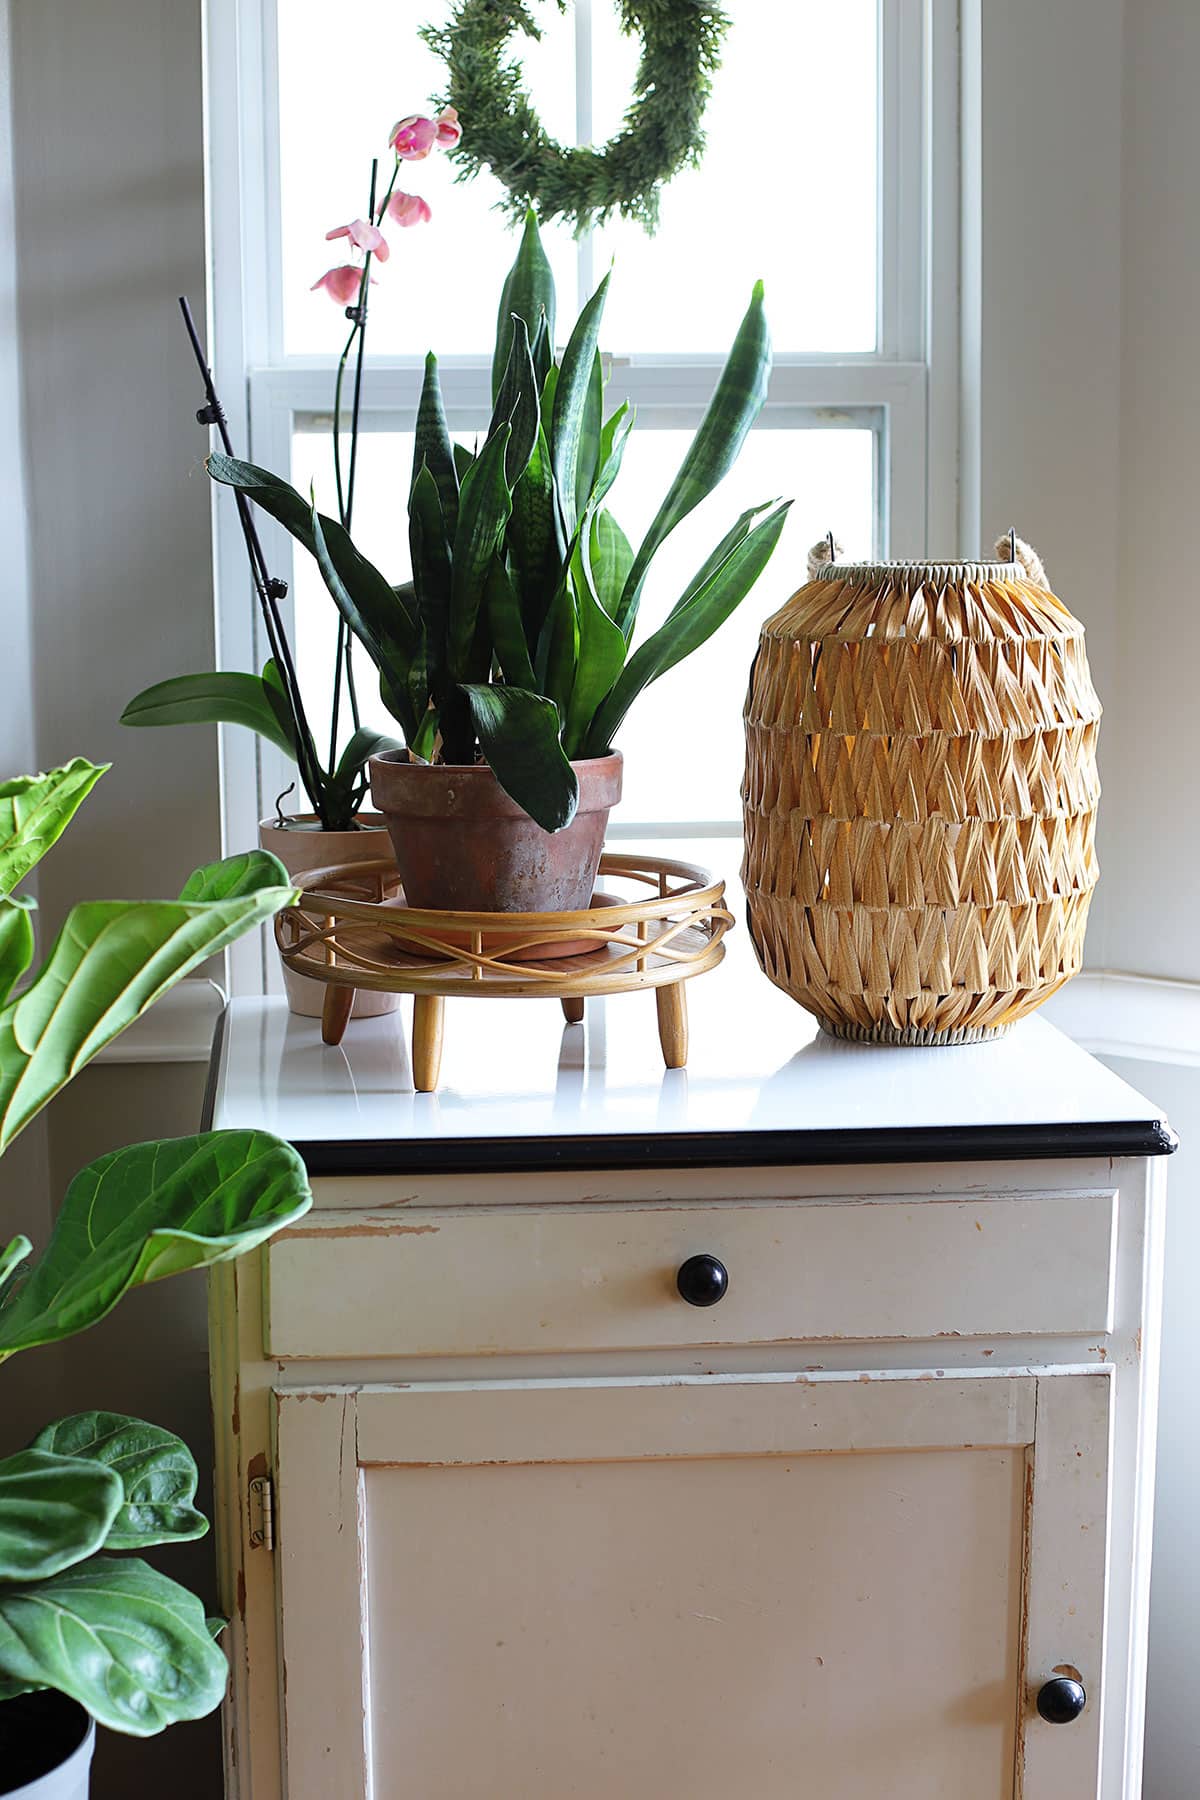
[1037,1677,1087,1724]
[676,1254,729,1307]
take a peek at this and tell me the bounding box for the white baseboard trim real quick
[1043,972,1200,1068]
[93,979,227,1065]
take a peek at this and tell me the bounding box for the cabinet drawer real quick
[265,1189,1116,1358]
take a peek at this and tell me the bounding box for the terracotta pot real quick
[258,814,402,1019]
[369,751,623,913]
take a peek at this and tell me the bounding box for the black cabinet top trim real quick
[292,1116,1177,1177]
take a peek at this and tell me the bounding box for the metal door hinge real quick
[249,1473,275,1552]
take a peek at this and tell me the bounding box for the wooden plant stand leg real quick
[655,983,689,1070]
[321,984,355,1046]
[561,996,585,1025]
[412,994,446,1093]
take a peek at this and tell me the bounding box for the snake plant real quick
[0,759,312,1735]
[203,211,791,831]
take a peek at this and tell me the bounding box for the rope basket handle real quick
[806,531,1052,590]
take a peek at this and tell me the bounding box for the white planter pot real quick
[258,814,401,1020]
[2,1703,94,1800]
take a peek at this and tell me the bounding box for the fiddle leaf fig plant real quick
[202,209,791,832]
[0,759,312,1735]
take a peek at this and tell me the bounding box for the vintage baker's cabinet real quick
[206,978,1173,1799]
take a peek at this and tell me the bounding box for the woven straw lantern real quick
[742,538,1101,1044]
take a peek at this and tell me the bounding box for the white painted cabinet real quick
[206,997,1173,1799]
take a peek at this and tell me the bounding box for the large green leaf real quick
[411,352,459,536]
[0,856,298,1152]
[449,424,513,679]
[493,207,556,405]
[120,672,297,760]
[0,1555,228,1735]
[586,499,791,754]
[0,1129,311,1359]
[31,1415,207,1550]
[329,728,403,805]
[460,685,579,833]
[0,898,35,1009]
[0,1237,30,1300]
[0,1449,122,1581]
[616,281,771,636]
[0,760,106,898]
[550,272,611,540]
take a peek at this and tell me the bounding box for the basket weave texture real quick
[742,560,1101,1044]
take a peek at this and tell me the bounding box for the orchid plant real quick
[122,107,462,832]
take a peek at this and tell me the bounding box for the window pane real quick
[290,423,875,825]
[277,2,578,355]
[276,1,877,358]
[590,0,878,353]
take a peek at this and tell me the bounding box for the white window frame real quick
[202,0,959,994]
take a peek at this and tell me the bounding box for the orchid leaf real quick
[120,672,297,759]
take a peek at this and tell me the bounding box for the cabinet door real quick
[273,1373,1109,1800]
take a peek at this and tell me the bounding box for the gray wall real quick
[3,1,224,1794]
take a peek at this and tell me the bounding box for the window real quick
[206,0,956,977]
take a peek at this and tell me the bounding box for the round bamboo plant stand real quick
[274,853,733,1092]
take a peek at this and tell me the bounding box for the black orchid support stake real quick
[177,294,333,828]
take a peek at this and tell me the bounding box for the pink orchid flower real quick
[311,264,374,306]
[435,106,462,148]
[389,114,438,161]
[325,218,390,262]
[384,191,432,228]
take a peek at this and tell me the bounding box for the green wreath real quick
[422,0,729,234]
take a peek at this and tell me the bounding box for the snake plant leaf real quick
[0,857,298,1153]
[509,424,562,643]
[588,509,635,621]
[460,685,579,833]
[449,424,513,679]
[616,281,772,637]
[563,523,629,758]
[534,571,579,720]
[0,1129,311,1360]
[550,271,611,541]
[489,313,541,487]
[409,463,452,697]
[591,403,634,513]
[530,310,552,390]
[411,352,459,535]
[0,899,35,1009]
[485,559,537,691]
[0,1554,228,1735]
[0,1449,123,1581]
[310,507,418,742]
[493,207,557,405]
[587,499,791,755]
[574,351,605,523]
[452,442,476,484]
[31,1415,208,1550]
[663,504,775,624]
[0,760,106,899]
[120,671,298,760]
